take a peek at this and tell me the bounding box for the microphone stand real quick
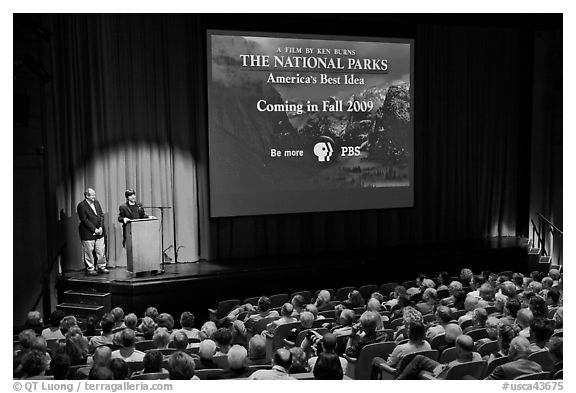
[143,206,173,274]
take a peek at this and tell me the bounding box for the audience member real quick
[266,303,297,334]
[485,337,542,379]
[65,332,89,366]
[88,366,113,380]
[110,358,130,380]
[426,306,453,340]
[464,307,488,333]
[76,346,111,379]
[124,313,138,331]
[437,272,451,291]
[196,339,217,369]
[133,349,168,375]
[314,290,333,311]
[345,311,387,358]
[139,317,157,340]
[89,313,115,353]
[308,333,347,374]
[168,352,199,380]
[199,321,217,340]
[291,294,306,318]
[110,307,126,332]
[515,308,534,338]
[387,321,431,367]
[213,327,233,356]
[19,350,48,379]
[173,311,200,341]
[152,327,171,349]
[84,314,100,337]
[41,310,66,340]
[547,337,563,376]
[288,347,309,373]
[528,318,554,351]
[50,353,71,380]
[144,307,159,322]
[313,352,343,380]
[249,348,295,380]
[24,311,44,336]
[485,323,517,362]
[111,329,145,362]
[171,331,189,352]
[156,313,175,332]
[529,296,548,320]
[416,288,437,315]
[246,335,268,366]
[216,345,252,379]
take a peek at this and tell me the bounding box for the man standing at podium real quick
[118,189,155,247]
[77,188,108,275]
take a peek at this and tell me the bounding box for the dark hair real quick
[530,318,554,343]
[143,350,164,373]
[100,313,115,334]
[110,358,130,380]
[172,331,189,351]
[273,349,292,370]
[18,329,37,349]
[65,334,88,366]
[258,296,271,312]
[125,189,136,199]
[347,290,365,308]
[88,365,113,380]
[438,272,451,285]
[168,352,195,380]
[119,329,137,348]
[498,324,517,355]
[21,350,47,378]
[547,337,563,360]
[85,314,99,334]
[407,321,426,342]
[436,306,453,324]
[156,313,175,331]
[50,309,66,328]
[397,294,412,309]
[547,287,561,304]
[50,353,71,380]
[505,298,522,318]
[180,311,195,328]
[213,328,232,347]
[313,352,343,380]
[512,273,525,287]
[529,297,548,319]
[452,290,466,310]
[292,294,305,309]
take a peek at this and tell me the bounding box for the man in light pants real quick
[77,188,108,275]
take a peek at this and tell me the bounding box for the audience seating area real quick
[13,266,563,381]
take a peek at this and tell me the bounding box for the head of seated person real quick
[93,345,112,368]
[392,285,407,300]
[143,349,164,373]
[553,307,563,329]
[172,330,189,351]
[541,277,554,290]
[48,309,66,329]
[257,296,271,313]
[497,323,517,356]
[18,329,37,350]
[546,287,561,307]
[180,311,196,330]
[313,352,343,380]
[60,315,78,336]
[500,281,517,298]
[516,308,534,331]
[124,313,138,331]
[548,269,561,282]
[25,311,43,333]
[529,296,548,320]
[315,290,332,307]
[437,272,451,288]
[272,348,292,370]
[50,353,71,380]
[529,318,554,348]
[444,323,463,347]
[111,307,125,326]
[168,351,196,380]
[88,365,114,380]
[421,287,438,304]
[299,311,315,329]
[359,311,380,335]
[199,339,216,361]
[85,314,99,335]
[370,292,384,303]
[20,350,48,378]
[280,303,294,318]
[152,327,171,349]
[471,274,486,290]
[435,305,453,326]
[460,268,474,285]
[367,297,382,312]
[289,346,309,373]
[454,334,475,362]
[110,358,130,380]
[291,294,306,312]
[65,331,89,365]
[402,306,423,329]
[30,336,48,355]
[529,280,543,295]
[479,283,495,302]
[227,344,248,371]
[421,278,436,291]
[547,337,562,365]
[472,307,488,328]
[407,320,426,343]
[346,290,365,308]
[139,317,157,340]
[508,336,532,361]
[464,296,479,312]
[320,333,338,353]
[484,317,500,340]
[200,321,217,340]
[305,304,319,319]
[118,328,137,349]
[155,313,174,332]
[248,335,266,360]
[213,327,232,355]
[504,298,522,319]
[337,309,355,327]
[448,281,463,297]
[99,313,115,335]
[144,307,159,321]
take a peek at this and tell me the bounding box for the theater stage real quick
[57,236,531,327]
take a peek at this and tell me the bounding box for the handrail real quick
[32,242,67,311]
[537,214,563,237]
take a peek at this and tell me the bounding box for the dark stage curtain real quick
[43,15,533,264]
[44,15,202,268]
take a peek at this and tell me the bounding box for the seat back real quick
[484,306,496,315]
[358,284,378,300]
[251,316,278,335]
[312,318,334,328]
[294,328,328,347]
[429,333,447,350]
[131,372,169,380]
[389,317,404,330]
[354,342,397,380]
[437,289,450,300]
[243,297,260,306]
[439,346,457,364]
[460,319,474,330]
[268,294,289,308]
[467,328,488,342]
[397,350,439,374]
[126,361,145,374]
[553,369,563,380]
[156,348,176,356]
[318,310,336,319]
[422,314,436,324]
[484,356,510,378]
[451,310,467,320]
[476,340,499,357]
[379,282,398,298]
[528,350,554,372]
[291,372,315,380]
[335,286,356,302]
[514,372,551,380]
[135,340,156,352]
[268,322,301,354]
[194,368,225,380]
[353,307,366,316]
[444,360,487,380]
[247,364,272,371]
[401,280,417,289]
[212,355,229,369]
[214,299,241,320]
[290,291,312,304]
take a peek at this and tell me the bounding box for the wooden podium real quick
[126,218,162,274]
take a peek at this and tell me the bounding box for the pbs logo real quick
[313,141,334,162]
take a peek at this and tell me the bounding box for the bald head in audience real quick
[444,323,463,346]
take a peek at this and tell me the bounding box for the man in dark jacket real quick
[117,189,154,247]
[77,188,108,275]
